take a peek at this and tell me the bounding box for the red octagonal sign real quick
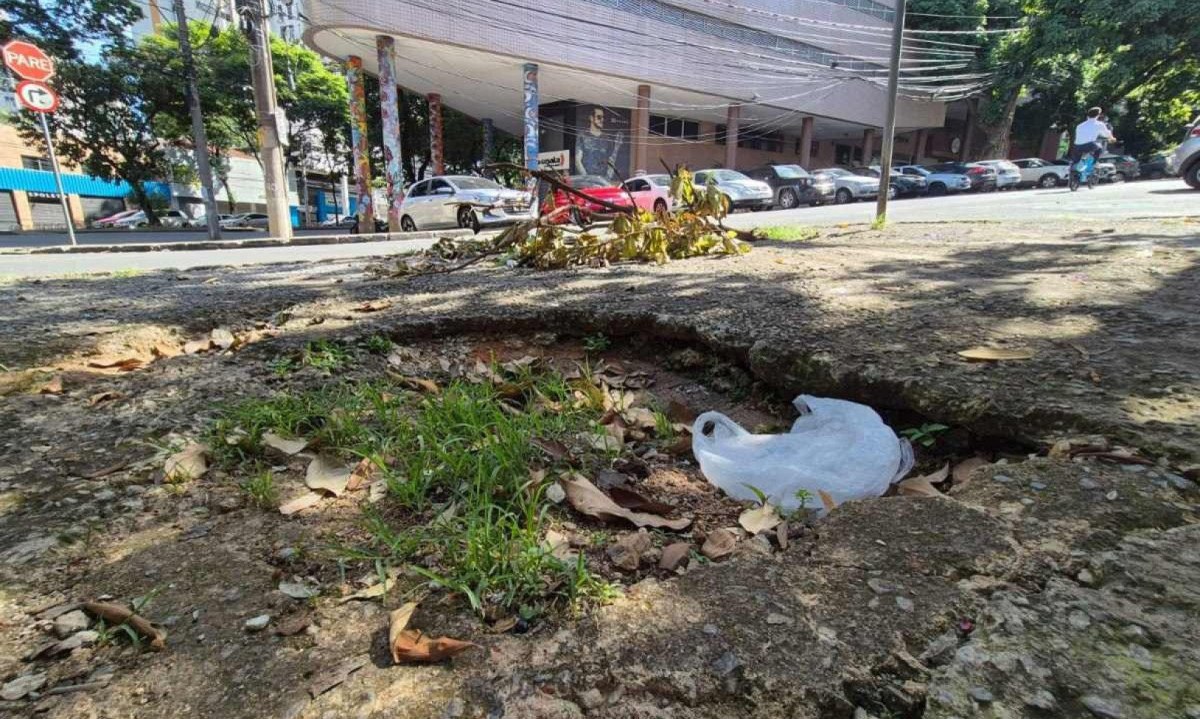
[3,40,55,82]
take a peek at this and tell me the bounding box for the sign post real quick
[4,41,74,245]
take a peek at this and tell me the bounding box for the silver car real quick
[691,169,773,211]
[399,175,534,232]
[813,168,881,204]
[975,160,1022,189]
[1167,115,1200,189]
[896,165,972,196]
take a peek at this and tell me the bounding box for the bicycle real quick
[1068,154,1099,192]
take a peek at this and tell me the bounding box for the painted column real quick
[863,128,877,163]
[633,84,651,174]
[376,36,405,232]
[798,116,814,168]
[345,55,373,234]
[427,93,445,176]
[481,118,495,174]
[522,63,539,192]
[724,104,740,169]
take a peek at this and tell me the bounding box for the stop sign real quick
[2,40,55,82]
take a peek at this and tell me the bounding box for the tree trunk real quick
[131,182,160,226]
[417,154,429,182]
[978,88,1023,160]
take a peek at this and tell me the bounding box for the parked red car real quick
[542,175,633,224]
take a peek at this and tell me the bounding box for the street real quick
[0,227,347,250]
[0,178,1194,278]
[726,177,1195,230]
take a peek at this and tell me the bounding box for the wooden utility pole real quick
[875,0,907,224]
[237,0,292,239]
[173,0,222,239]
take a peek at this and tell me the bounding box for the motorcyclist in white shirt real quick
[1069,107,1117,165]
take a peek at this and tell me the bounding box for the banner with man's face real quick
[573,104,631,180]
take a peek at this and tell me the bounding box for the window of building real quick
[21,156,52,172]
[739,130,785,153]
[649,114,699,140]
[835,144,853,166]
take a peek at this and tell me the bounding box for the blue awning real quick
[0,167,171,198]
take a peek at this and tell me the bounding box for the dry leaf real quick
[897,476,941,497]
[609,486,674,516]
[88,357,143,371]
[354,299,392,312]
[163,443,208,482]
[88,390,122,406]
[397,376,441,394]
[274,611,311,636]
[957,347,1034,362]
[666,399,697,424]
[542,529,573,561]
[700,528,737,559]
[339,573,396,603]
[559,473,690,530]
[346,457,377,492]
[151,342,182,358]
[37,375,63,395]
[925,463,951,484]
[951,457,989,485]
[659,542,691,570]
[279,491,323,515]
[388,602,476,664]
[261,431,308,455]
[817,490,837,512]
[308,655,368,698]
[531,437,570,462]
[183,338,212,354]
[578,431,623,453]
[776,521,789,551]
[305,454,352,497]
[488,617,518,633]
[82,601,165,651]
[623,407,658,430]
[738,504,782,535]
[210,327,236,350]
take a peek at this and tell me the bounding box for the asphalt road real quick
[725,177,1196,230]
[0,178,1193,278]
[0,227,340,250]
[0,237,438,278]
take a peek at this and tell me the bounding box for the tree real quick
[26,48,171,223]
[0,0,141,59]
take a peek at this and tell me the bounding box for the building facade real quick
[304,0,950,195]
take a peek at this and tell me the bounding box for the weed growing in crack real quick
[210,369,618,618]
[241,469,278,509]
[901,422,950,448]
[363,335,394,354]
[301,340,352,372]
[583,333,611,353]
[755,224,819,242]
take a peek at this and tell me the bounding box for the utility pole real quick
[174,0,222,240]
[237,0,293,239]
[875,0,907,224]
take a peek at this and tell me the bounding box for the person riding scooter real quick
[1070,107,1116,166]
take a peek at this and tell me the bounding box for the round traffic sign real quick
[15,80,59,113]
[2,40,55,82]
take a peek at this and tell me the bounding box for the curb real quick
[1,229,474,255]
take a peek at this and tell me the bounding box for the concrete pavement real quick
[0,227,343,250]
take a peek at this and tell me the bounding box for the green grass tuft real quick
[755,225,820,242]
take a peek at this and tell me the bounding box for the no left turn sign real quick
[15,80,59,113]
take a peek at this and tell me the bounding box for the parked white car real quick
[691,169,773,211]
[110,209,190,228]
[812,167,883,204]
[399,175,533,232]
[1012,158,1067,188]
[220,212,268,228]
[975,160,1022,189]
[895,165,972,196]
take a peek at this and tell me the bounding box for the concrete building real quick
[303,0,952,205]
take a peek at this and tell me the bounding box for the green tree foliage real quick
[909,0,1198,158]
[139,23,350,209]
[0,0,141,59]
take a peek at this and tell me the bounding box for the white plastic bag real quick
[691,395,913,512]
